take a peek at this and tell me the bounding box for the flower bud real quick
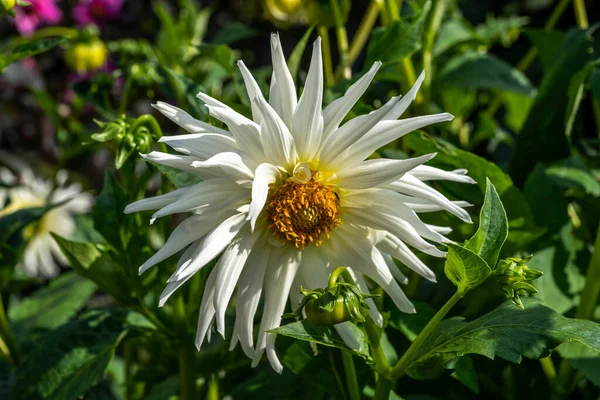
[1,0,16,15]
[495,255,542,309]
[65,39,108,74]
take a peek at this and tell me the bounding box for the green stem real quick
[319,26,335,88]
[330,0,351,81]
[175,292,197,400]
[341,352,361,400]
[384,0,400,21]
[540,356,558,388]
[205,374,219,400]
[119,75,133,116]
[573,0,588,28]
[556,221,600,395]
[0,295,19,365]
[365,316,391,374]
[390,290,464,379]
[346,0,383,68]
[373,376,394,400]
[422,0,447,98]
[486,0,571,116]
[328,266,353,289]
[129,114,163,139]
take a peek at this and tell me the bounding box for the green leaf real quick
[546,166,600,197]
[12,309,141,400]
[160,66,207,121]
[524,29,565,74]
[449,356,480,394]
[524,165,569,233]
[437,52,535,96]
[510,27,596,186]
[503,92,533,132]
[465,178,508,268]
[565,62,593,139]
[389,301,436,341]
[93,171,130,249]
[212,22,258,45]
[270,320,370,361]
[287,25,316,81]
[475,16,529,47]
[432,19,473,56]
[557,342,600,386]
[0,37,64,71]
[444,244,492,292]
[52,235,132,306]
[364,1,430,66]
[9,272,96,335]
[405,298,600,380]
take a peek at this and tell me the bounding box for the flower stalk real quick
[330,0,351,80]
[422,0,447,99]
[341,351,361,400]
[319,26,335,87]
[0,294,20,364]
[346,0,383,71]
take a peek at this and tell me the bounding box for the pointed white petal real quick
[195,266,219,349]
[237,60,265,124]
[141,152,201,175]
[319,95,400,166]
[408,165,476,184]
[248,163,281,230]
[213,229,260,336]
[378,234,437,282]
[253,247,301,371]
[152,101,230,136]
[331,113,453,169]
[124,186,190,214]
[253,94,298,168]
[383,70,425,121]
[159,133,236,160]
[269,33,297,128]
[382,252,409,284]
[321,61,382,140]
[385,174,473,223]
[196,91,230,109]
[334,154,435,189]
[292,37,324,161]
[234,243,270,359]
[191,152,254,184]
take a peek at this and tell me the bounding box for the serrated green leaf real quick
[465,178,508,268]
[406,298,600,380]
[9,272,96,335]
[449,356,480,393]
[432,19,474,56]
[444,244,492,292]
[557,341,600,387]
[287,25,316,81]
[12,309,142,400]
[524,165,569,234]
[438,52,535,96]
[93,171,130,249]
[364,1,430,66]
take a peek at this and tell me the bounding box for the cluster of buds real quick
[92,115,162,169]
[495,255,543,309]
[284,267,378,325]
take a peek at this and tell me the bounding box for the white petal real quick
[141,152,201,175]
[331,113,453,170]
[196,91,230,109]
[378,234,437,282]
[385,174,473,223]
[159,133,236,160]
[253,94,298,168]
[408,165,476,184]
[139,214,217,274]
[334,154,435,189]
[248,163,282,231]
[195,265,219,349]
[319,96,400,166]
[213,229,260,337]
[152,101,230,136]
[383,70,426,121]
[321,61,382,140]
[253,247,301,372]
[382,252,408,284]
[124,186,190,214]
[191,152,254,184]
[237,60,265,124]
[234,243,270,358]
[159,213,247,306]
[292,37,324,161]
[204,104,265,163]
[270,33,297,128]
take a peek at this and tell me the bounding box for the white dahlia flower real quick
[126,34,475,372]
[0,156,93,278]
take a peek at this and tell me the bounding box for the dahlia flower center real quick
[266,169,341,250]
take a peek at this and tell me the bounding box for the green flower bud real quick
[495,255,542,309]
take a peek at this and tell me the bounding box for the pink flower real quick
[72,0,124,27]
[14,0,63,36]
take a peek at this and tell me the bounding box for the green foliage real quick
[0,37,65,72]
[287,24,316,81]
[406,298,600,380]
[444,244,491,292]
[364,1,430,67]
[93,171,130,249]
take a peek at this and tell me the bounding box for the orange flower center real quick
[266,176,341,249]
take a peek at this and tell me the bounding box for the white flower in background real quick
[0,155,93,278]
[126,34,475,372]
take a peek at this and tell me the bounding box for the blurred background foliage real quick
[0,0,600,399]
